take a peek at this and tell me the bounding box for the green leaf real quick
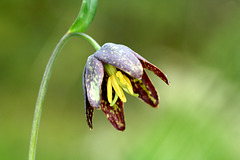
[69,0,98,33]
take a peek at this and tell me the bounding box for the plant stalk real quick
[28,32,100,160]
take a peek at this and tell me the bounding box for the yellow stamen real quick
[123,74,134,95]
[116,71,134,95]
[116,71,127,85]
[105,63,137,106]
[107,76,113,103]
[110,75,127,102]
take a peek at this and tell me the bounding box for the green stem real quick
[72,32,101,50]
[28,32,100,160]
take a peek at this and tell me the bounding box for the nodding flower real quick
[83,43,169,131]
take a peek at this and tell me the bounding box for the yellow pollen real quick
[116,71,127,85]
[123,74,134,94]
[116,71,134,95]
[107,75,126,103]
[105,66,137,106]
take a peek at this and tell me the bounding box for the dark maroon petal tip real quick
[86,105,94,129]
[132,52,170,85]
[142,61,170,85]
[101,99,126,131]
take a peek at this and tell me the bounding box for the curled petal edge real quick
[83,66,94,129]
[94,43,143,79]
[132,52,170,85]
[85,55,104,109]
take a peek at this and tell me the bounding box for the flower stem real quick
[72,32,101,50]
[28,32,100,160]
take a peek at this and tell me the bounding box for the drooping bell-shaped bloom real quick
[83,43,169,131]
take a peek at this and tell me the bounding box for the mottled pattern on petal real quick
[101,74,125,131]
[94,43,143,79]
[101,98,125,131]
[85,101,94,129]
[132,52,170,85]
[83,66,94,129]
[85,55,104,109]
[129,70,159,108]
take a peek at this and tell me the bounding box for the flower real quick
[83,43,169,131]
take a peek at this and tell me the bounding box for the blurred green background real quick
[1,0,240,159]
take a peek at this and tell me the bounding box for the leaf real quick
[69,0,98,33]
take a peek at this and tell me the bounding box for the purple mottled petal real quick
[101,74,125,131]
[85,55,104,109]
[132,52,170,85]
[83,66,94,129]
[94,43,143,79]
[101,98,125,131]
[129,70,159,108]
[85,101,94,129]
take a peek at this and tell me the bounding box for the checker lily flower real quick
[83,43,169,131]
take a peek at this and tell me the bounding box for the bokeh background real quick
[1,0,240,159]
